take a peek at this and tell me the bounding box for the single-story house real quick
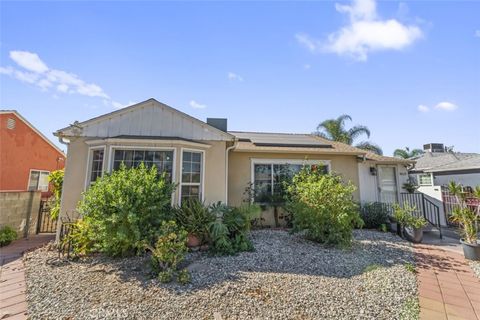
[55,99,412,227]
[410,143,480,189]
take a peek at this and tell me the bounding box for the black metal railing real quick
[398,192,442,239]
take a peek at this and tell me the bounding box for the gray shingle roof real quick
[412,152,480,172]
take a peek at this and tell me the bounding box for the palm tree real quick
[314,114,383,155]
[393,147,424,159]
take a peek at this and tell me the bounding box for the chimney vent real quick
[206,118,227,132]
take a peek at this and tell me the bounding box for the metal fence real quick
[441,186,480,227]
[36,199,58,233]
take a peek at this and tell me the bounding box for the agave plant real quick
[448,182,479,244]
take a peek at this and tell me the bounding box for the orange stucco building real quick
[0,110,65,193]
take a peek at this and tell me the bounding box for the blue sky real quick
[1,0,479,155]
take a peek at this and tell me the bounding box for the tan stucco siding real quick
[59,137,89,221]
[203,141,227,204]
[228,151,361,206]
[58,138,227,227]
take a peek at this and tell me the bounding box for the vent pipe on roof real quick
[207,118,228,132]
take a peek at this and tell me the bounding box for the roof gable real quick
[1,110,65,156]
[55,99,234,141]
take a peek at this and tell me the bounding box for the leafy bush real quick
[146,221,190,284]
[0,226,17,247]
[63,219,94,257]
[48,170,64,220]
[77,164,176,257]
[393,203,427,230]
[208,202,260,255]
[286,167,363,247]
[360,202,389,229]
[173,199,215,243]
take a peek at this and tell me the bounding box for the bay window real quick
[112,149,174,182]
[87,148,105,186]
[181,150,203,202]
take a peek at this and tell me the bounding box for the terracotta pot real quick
[187,234,201,247]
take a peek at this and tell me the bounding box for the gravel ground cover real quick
[25,230,418,320]
[471,261,480,278]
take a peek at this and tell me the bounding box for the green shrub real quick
[77,164,175,257]
[146,221,189,284]
[393,203,427,230]
[208,202,260,255]
[177,268,191,284]
[63,219,95,257]
[360,202,389,229]
[0,226,17,247]
[48,169,64,220]
[173,199,215,243]
[286,167,363,247]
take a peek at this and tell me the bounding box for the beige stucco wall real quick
[57,138,227,234]
[227,151,361,207]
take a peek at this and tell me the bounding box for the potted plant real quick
[449,182,480,260]
[393,202,427,243]
[173,199,215,248]
[402,177,419,194]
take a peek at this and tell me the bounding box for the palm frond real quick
[356,141,383,155]
[348,125,371,141]
[393,149,409,159]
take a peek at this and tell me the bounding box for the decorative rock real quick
[24,230,417,319]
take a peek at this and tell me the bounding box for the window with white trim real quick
[418,173,433,186]
[89,149,105,185]
[181,151,202,202]
[112,149,174,182]
[252,161,329,203]
[28,170,50,191]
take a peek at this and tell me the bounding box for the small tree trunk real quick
[273,205,280,228]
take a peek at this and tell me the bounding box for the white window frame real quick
[27,169,50,191]
[179,148,205,205]
[107,145,176,179]
[418,173,433,186]
[250,159,331,200]
[84,145,107,190]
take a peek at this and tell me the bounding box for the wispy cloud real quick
[435,101,458,111]
[189,100,207,109]
[0,50,125,108]
[303,64,312,70]
[418,101,459,113]
[417,104,429,113]
[475,30,480,38]
[227,72,244,82]
[296,0,423,61]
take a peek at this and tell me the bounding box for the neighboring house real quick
[410,143,480,189]
[54,99,411,226]
[0,110,66,195]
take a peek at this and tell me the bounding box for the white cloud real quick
[227,72,244,82]
[418,104,429,113]
[189,100,207,109]
[475,30,480,38]
[435,101,458,111]
[296,0,423,61]
[10,51,48,73]
[57,83,69,93]
[303,64,311,70]
[0,50,124,108]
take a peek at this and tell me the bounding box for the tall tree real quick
[393,147,424,159]
[314,114,383,155]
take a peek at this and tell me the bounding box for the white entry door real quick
[378,166,398,203]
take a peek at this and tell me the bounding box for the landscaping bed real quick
[25,229,418,319]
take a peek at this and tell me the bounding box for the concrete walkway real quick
[415,242,480,320]
[0,234,54,320]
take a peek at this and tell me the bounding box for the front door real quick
[378,166,398,203]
